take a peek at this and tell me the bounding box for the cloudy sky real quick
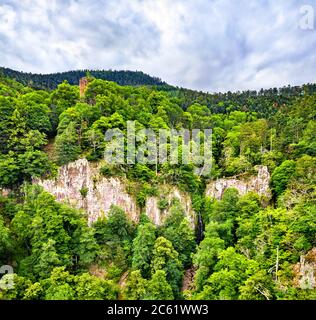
[0,0,315,92]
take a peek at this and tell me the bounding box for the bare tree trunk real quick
[275,246,279,282]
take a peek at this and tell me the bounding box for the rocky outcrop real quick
[205,165,271,200]
[146,186,195,228]
[181,267,196,292]
[293,248,316,289]
[79,77,89,97]
[35,158,195,227]
[36,158,138,225]
[0,188,10,197]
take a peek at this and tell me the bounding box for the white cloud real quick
[0,0,315,92]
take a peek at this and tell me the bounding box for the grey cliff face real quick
[36,158,195,227]
[35,160,271,228]
[206,165,271,200]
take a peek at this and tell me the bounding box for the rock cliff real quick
[293,248,316,289]
[34,161,270,227]
[206,165,271,200]
[35,158,195,227]
[146,186,195,228]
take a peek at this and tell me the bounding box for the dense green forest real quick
[0,67,168,90]
[3,67,316,117]
[0,70,315,300]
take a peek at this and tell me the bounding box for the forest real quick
[0,67,167,90]
[0,70,315,300]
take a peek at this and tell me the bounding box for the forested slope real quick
[0,67,168,90]
[0,72,315,300]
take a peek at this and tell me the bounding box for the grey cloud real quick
[0,0,315,92]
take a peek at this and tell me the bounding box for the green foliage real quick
[11,185,99,279]
[0,71,316,301]
[195,247,259,300]
[151,237,183,297]
[16,92,52,133]
[0,274,32,300]
[160,202,196,267]
[74,272,118,300]
[136,183,158,207]
[128,164,156,182]
[0,100,55,188]
[99,164,125,177]
[94,205,134,245]
[55,122,81,165]
[0,268,118,301]
[271,160,296,197]
[123,270,148,300]
[239,270,275,300]
[157,198,169,210]
[33,239,62,279]
[132,222,156,278]
[50,81,79,130]
[0,67,167,89]
[193,185,316,300]
[79,187,89,198]
[193,227,225,291]
[146,270,174,300]
[124,269,174,300]
[93,206,135,277]
[0,214,11,262]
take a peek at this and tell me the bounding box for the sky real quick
[0,0,315,92]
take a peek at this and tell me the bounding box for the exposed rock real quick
[181,267,196,292]
[36,158,138,225]
[89,264,107,279]
[205,165,271,200]
[146,186,195,228]
[79,77,89,97]
[35,158,195,227]
[118,271,129,300]
[293,248,316,289]
[0,189,10,197]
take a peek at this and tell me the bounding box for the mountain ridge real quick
[2,66,316,118]
[0,66,170,90]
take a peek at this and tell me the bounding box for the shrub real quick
[80,187,89,198]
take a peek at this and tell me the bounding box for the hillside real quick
[0,67,168,90]
[2,66,316,119]
[0,72,315,301]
